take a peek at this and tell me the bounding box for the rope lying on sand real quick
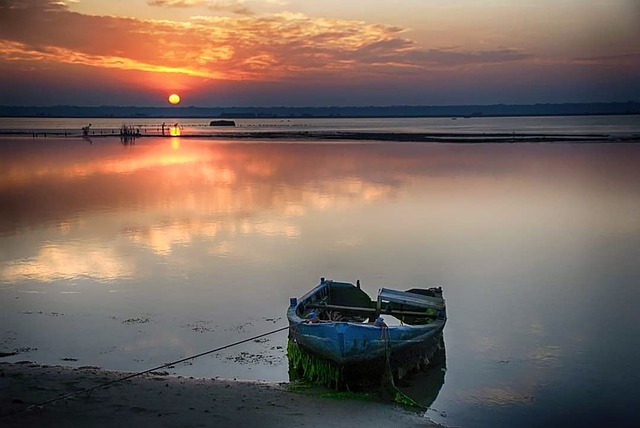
[1,325,291,419]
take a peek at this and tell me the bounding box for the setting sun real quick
[168,93,181,105]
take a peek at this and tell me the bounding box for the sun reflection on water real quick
[169,126,181,137]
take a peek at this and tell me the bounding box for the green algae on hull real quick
[287,338,437,409]
[287,339,341,389]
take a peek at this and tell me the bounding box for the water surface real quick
[1,133,639,427]
[1,114,639,137]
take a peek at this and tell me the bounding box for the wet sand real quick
[0,362,440,428]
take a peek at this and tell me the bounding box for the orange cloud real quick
[0,0,535,84]
[149,0,254,15]
[1,0,636,105]
[148,0,210,7]
[0,40,222,78]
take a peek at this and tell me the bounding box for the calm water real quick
[1,118,639,427]
[1,114,640,137]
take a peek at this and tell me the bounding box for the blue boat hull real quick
[287,279,446,367]
[289,320,444,365]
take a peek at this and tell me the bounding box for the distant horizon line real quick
[2,101,639,109]
[1,101,638,119]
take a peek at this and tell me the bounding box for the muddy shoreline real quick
[0,362,440,427]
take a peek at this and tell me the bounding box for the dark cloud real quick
[411,48,532,66]
[572,52,640,65]
[148,0,254,15]
[148,0,208,7]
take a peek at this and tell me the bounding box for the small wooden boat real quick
[287,278,446,385]
[209,120,236,127]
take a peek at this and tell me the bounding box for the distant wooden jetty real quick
[119,123,140,136]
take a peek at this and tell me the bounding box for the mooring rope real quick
[1,324,290,419]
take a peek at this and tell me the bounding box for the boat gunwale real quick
[287,279,446,328]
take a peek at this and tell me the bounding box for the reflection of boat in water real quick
[394,337,446,408]
[287,278,446,389]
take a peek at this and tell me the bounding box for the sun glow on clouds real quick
[0,0,638,105]
[0,0,540,85]
[0,41,222,79]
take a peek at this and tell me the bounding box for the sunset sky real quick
[0,0,638,106]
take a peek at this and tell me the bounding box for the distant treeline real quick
[1,102,638,118]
